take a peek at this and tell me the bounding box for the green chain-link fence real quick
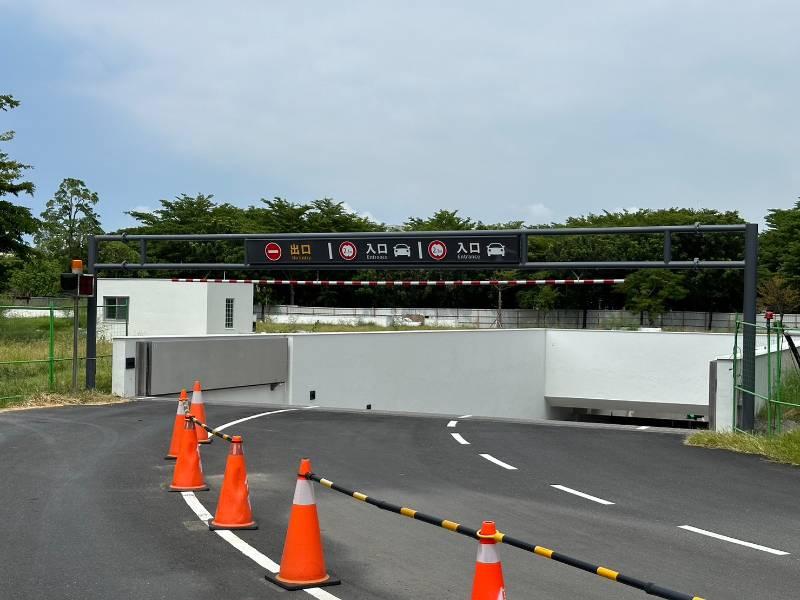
[0,300,128,407]
[732,318,800,434]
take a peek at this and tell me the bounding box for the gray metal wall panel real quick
[148,337,288,395]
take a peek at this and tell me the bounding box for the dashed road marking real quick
[678,525,790,556]
[459,414,472,419]
[551,484,615,505]
[447,420,458,428]
[479,453,517,470]
[451,432,470,445]
[636,426,650,430]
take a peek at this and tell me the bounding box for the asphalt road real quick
[1,401,798,599]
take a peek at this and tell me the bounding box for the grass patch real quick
[0,390,126,411]
[685,430,800,466]
[256,319,463,334]
[0,312,113,400]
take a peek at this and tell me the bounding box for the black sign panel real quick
[245,235,521,266]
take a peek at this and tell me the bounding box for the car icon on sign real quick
[394,244,412,257]
[486,243,506,257]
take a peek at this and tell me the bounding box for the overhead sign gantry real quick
[85,223,759,429]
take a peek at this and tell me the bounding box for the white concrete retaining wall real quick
[288,329,548,419]
[268,314,396,327]
[112,328,780,429]
[545,330,738,413]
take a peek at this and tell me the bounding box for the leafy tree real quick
[404,209,475,231]
[0,95,37,255]
[760,201,800,283]
[126,193,248,266]
[7,255,62,297]
[518,285,559,310]
[305,198,379,232]
[621,270,688,326]
[97,241,141,275]
[528,208,746,313]
[758,275,800,321]
[36,178,103,260]
[245,197,311,233]
[0,253,23,292]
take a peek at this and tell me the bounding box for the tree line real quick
[2,95,798,317]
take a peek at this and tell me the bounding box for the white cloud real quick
[340,201,379,224]
[524,203,553,224]
[12,1,800,226]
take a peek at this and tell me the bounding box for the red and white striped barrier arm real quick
[170,278,625,287]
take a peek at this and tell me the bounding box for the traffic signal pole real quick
[85,236,98,389]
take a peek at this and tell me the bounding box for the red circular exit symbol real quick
[339,241,357,261]
[427,240,447,261]
[264,242,282,262]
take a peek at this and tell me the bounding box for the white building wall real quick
[97,279,253,337]
[288,329,548,419]
[206,282,253,334]
[97,279,208,336]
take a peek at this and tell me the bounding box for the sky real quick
[1,1,798,231]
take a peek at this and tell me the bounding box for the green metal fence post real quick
[732,317,741,431]
[767,318,772,434]
[48,300,55,390]
[776,321,784,433]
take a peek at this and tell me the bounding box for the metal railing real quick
[732,319,800,434]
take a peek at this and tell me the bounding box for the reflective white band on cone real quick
[192,390,204,405]
[175,401,185,415]
[292,478,316,506]
[477,544,500,564]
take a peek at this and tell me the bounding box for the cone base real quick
[168,484,209,492]
[198,438,213,444]
[265,572,340,591]
[164,455,177,460]
[209,519,258,530]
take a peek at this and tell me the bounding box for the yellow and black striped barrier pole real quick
[306,472,705,600]
[181,403,237,442]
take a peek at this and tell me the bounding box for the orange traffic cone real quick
[165,389,189,460]
[209,436,257,530]
[168,416,209,492]
[471,521,507,600]
[190,380,211,444]
[265,458,340,590]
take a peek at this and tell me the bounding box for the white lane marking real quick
[550,485,615,505]
[451,432,470,445]
[182,492,280,571]
[678,525,790,556]
[180,407,344,599]
[447,420,458,428]
[459,414,472,419]
[479,453,517,470]
[636,426,650,430]
[214,408,300,431]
